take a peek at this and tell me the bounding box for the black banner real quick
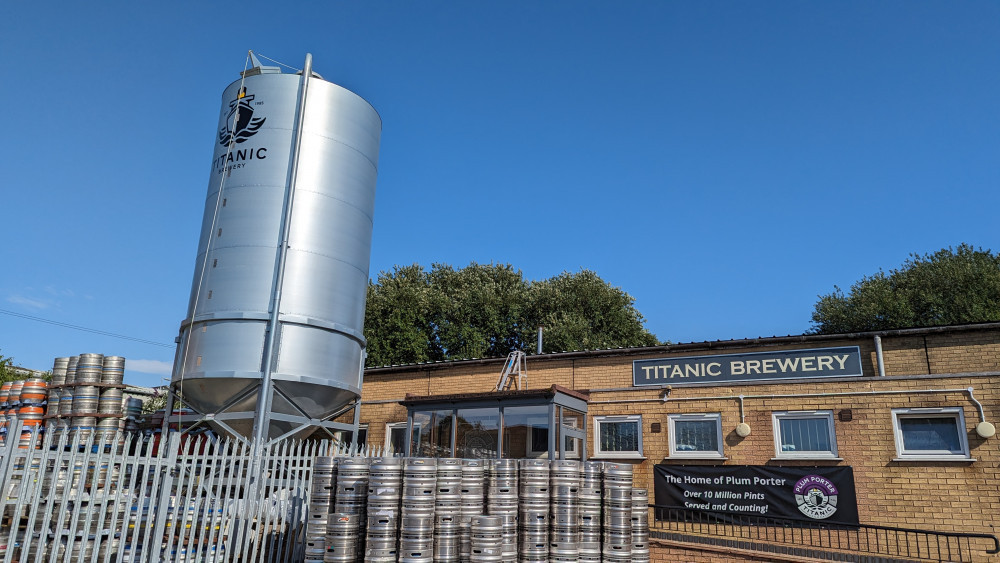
[633,346,863,386]
[654,465,859,525]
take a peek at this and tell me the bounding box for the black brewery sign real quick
[654,465,859,525]
[633,346,862,386]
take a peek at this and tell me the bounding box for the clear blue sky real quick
[1,2,997,388]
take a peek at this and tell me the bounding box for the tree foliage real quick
[527,270,659,353]
[0,351,20,385]
[811,244,1000,334]
[364,263,659,366]
[142,393,167,415]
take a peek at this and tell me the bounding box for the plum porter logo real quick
[794,475,839,519]
[219,87,266,145]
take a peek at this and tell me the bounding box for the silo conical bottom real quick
[271,380,359,420]
[174,379,258,415]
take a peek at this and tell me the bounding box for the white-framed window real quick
[772,411,838,459]
[892,408,970,460]
[668,413,724,458]
[593,415,643,459]
[526,417,551,457]
[385,422,408,454]
[333,423,368,447]
[528,417,581,458]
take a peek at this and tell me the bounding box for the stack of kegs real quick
[46,357,69,437]
[329,457,368,561]
[549,460,581,562]
[399,458,436,562]
[2,382,14,443]
[0,381,10,443]
[44,354,129,443]
[433,512,459,562]
[365,456,402,562]
[431,459,462,562]
[96,356,126,441]
[399,513,434,562]
[602,463,634,561]
[308,454,652,563]
[497,512,517,561]
[71,353,103,441]
[485,460,516,560]
[5,381,23,445]
[469,515,503,562]
[578,461,604,561]
[9,378,47,448]
[459,460,487,561]
[517,459,548,562]
[305,456,335,563]
[631,487,651,562]
[2,381,14,445]
[58,356,78,425]
[364,513,398,563]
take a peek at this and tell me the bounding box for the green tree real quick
[528,270,659,353]
[363,264,443,367]
[430,263,531,360]
[0,351,27,384]
[364,264,660,366]
[0,352,16,384]
[142,393,167,415]
[811,244,1000,334]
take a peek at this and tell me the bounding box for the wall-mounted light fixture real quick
[977,421,996,438]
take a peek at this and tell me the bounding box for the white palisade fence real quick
[0,420,384,563]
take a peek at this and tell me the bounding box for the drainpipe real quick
[874,335,886,377]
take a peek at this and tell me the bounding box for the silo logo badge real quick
[219,92,266,146]
[793,475,839,519]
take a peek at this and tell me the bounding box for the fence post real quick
[148,432,180,562]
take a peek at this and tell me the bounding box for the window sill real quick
[669,455,728,461]
[770,457,843,462]
[591,454,646,460]
[892,456,975,463]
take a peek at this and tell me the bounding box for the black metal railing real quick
[650,505,1000,562]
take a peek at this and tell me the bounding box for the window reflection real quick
[502,405,549,458]
[413,409,454,457]
[455,407,500,458]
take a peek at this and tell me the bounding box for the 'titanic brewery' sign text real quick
[633,346,863,386]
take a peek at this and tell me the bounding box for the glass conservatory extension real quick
[397,386,589,460]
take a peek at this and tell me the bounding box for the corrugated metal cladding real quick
[172,61,381,439]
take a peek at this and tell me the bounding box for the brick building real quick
[350,322,1000,559]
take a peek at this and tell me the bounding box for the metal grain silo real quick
[170,53,380,443]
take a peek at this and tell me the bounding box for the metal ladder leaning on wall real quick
[495,350,527,392]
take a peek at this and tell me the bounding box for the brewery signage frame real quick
[633,346,863,387]
[654,464,860,526]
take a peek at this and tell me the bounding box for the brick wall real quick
[357,325,1000,537]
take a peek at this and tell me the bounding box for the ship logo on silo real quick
[218,91,266,146]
